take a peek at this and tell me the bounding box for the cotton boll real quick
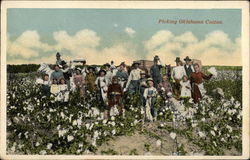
[198,131,206,138]
[47,143,53,150]
[35,142,40,147]
[170,132,176,140]
[210,130,216,136]
[39,150,47,155]
[207,67,218,77]
[67,135,74,142]
[156,140,162,147]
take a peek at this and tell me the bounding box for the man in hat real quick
[61,61,73,89]
[104,63,113,85]
[81,60,88,77]
[183,56,194,78]
[150,55,163,88]
[56,52,63,66]
[50,64,64,82]
[85,66,96,93]
[110,60,116,70]
[125,61,142,93]
[95,69,109,107]
[107,76,124,117]
[143,78,158,121]
[116,62,129,89]
[139,70,148,107]
[171,57,186,99]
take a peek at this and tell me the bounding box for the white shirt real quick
[172,66,186,80]
[105,70,113,85]
[81,67,88,77]
[59,84,68,92]
[126,68,142,89]
[95,76,108,89]
[180,80,191,97]
[143,87,157,99]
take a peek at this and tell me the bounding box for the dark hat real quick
[146,78,154,83]
[76,67,82,72]
[175,57,181,62]
[154,55,160,61]
[61,60,67,66]
[99,69,106,75]
[56,52,61,57]
[132,61,140,65]
[104,63,111,68]
[119,62,126,66]
[184,56,192,61]
[87,66,95,70]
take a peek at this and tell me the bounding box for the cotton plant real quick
[7,71,242,155]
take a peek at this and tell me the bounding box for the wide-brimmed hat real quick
[87,66,95,71]
[75,67,82,72]
[154,55,160,61]
[99,69,106,75]
[132,61,140,65]
[184,56,192,61]
[104,63,111,68]
[175,57,181,62]
[61,60,67,66]
[146,78,154,83]
[56,52,61,57]
[119,62,126,67]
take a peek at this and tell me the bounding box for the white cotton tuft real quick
[207,67,218,77]
[35,78,43,84]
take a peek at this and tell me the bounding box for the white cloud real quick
[113,23,118,27]
[144,30,174,51]
[124,27,136,37]
[7,29,138,65]
[7,31,52,58]
[7,29,241,66]
[144,30,241,66]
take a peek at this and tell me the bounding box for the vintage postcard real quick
[0,1,249,160]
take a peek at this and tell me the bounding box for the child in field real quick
[41,74,51,96]
[107,76,124,117]
[157,74,172,100]
[144,78,158,122]
[50,79,60,95]
[58,78,69,104]
[95,69,109,107]
[180,75,191,99]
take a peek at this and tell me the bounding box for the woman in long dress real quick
[74,68,85,97]
[190,64,212,103]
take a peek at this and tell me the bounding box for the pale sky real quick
[7,9,241,66]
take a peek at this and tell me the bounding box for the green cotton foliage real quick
[7,70,242,155]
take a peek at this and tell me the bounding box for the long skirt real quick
[192,83,206,103]
[108,95,123,116]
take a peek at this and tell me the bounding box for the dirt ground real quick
[97,122,202,156]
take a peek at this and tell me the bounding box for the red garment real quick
[107,83,123,107]
[190,72,212,103]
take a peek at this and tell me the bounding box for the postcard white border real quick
[1,1,249,160]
